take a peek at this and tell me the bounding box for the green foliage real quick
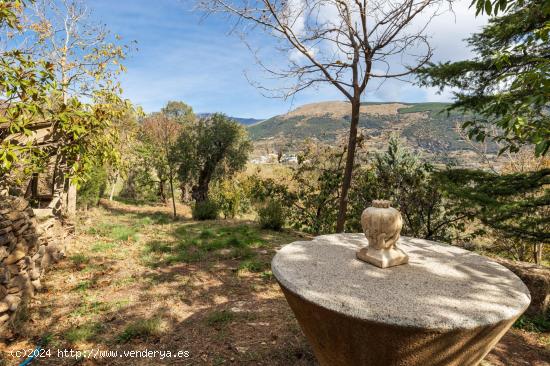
[438,168,550,244]
[348,137,464,241]
[513,314,550,333]
[250,138,465,240]
[77,164,108,208]
[418,0,550,156]
[258,200,285,231]
[161,101,195,123]
[192,200,220,220]
[173,113,252,203]
[0,51,54,184]
[470,0,522,16]
[288,143,346,234]
[210,178,251,219]
[119,151,161,202]
[0,1,26,29]
[1,0,139,208]
[121,101,193,204]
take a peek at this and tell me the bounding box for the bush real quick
[77,164,108,208]
[192,200,219,220]
[258,200,285,230]
[210,178,251,219]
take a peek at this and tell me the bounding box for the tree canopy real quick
[417,0,550,156]
[173,113,251,204]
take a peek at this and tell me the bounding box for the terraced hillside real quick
[248,101,495,166]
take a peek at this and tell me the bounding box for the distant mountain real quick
[247,101,497,167]
[232,117,264,126]
[197,113,263,126]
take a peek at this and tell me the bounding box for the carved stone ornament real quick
[356,200,409,268]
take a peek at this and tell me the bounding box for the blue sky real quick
[90,0,487,119]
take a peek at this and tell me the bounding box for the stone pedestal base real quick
[272,234,530,366]
[356,247,409,268]
[280,285,518,366]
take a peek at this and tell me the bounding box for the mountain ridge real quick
[246,101,493,167]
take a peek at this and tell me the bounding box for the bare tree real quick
[142,114,183,220]
[200,0,452,231]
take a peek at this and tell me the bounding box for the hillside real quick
[248,101,494,166]
[198,113,263,126]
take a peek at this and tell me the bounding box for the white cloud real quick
[92,0,488,118]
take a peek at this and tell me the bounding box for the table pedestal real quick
[272,234,530,366]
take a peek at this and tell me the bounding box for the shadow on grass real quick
[21,296,317,366]
[141,223,270,270]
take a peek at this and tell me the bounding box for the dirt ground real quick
[1,200,548,365]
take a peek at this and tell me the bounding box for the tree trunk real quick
[66,181,77,217]
[336,99,360,233]
[49,155,66,216]
[534,243,543,265]
[169,172,177,220]
[192,170,212,204]
[158,179,167,202]
[180,183,190,203]
[109,172,119,201]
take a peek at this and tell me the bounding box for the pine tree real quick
[418,0,550,156]
[438,168,550,263]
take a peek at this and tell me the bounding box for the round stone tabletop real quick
[272,234,531,330]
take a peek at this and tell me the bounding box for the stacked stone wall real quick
[492,257,549,317]
[0,196,64,335]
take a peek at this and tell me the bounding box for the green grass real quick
[70,298,111,317]
[110,225,139,241]
[65,322,104,343]
[206,310,235,327]
[87,222,139,242]
[231,247,255,260]
[238,259,268,273]
[116,318,163,343]
[199,228,215,239]
[144,240,172,254]
[91,241,116,252]
[142,224,264,267]
[73,280,94,292]
[70,254,90,266]
[260,270,274,280]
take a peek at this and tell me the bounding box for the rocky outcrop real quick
[0,196,65,337]
[492,257,549,317]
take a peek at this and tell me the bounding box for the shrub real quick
[192,200,219,220]
[210,178,251,219]
[258,200,285,230]
[77,164,108,209]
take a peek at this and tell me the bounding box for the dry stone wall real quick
[0,196,64,336]
[492,257,549,317]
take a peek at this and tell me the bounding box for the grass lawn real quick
[1,200,548,365]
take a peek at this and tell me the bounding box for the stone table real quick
[272,234,531,366]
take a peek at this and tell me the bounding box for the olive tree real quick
[172,113,252,205]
